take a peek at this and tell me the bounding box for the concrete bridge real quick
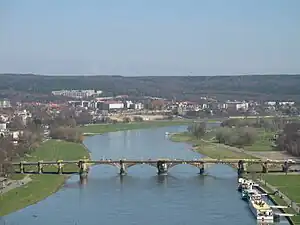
[11,158,300,179]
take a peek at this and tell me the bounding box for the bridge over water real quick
[12,158,300,179]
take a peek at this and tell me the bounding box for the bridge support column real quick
[38,161,44,174]
[57,160,63,174]
[19,161,25,174]
[237,160,246,177]
[119,160,127,176]
[199,163,205,175]
[78,160,88,179]
[282,161,290,174]
[262,162,268,173]
[157,160,168,175]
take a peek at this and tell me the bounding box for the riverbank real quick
[170,132,256,159]
[170,131,300,224]
[80,120,193,135]
[0,140,90,216]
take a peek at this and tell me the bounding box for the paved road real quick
[0,175,32,195]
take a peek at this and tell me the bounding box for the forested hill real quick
[0,74,300,101]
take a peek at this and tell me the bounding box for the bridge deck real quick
[11,159,300,166]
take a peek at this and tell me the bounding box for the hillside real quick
[1,74,300,101]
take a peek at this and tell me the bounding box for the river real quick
[1,125,289,225]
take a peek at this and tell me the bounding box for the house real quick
[225,101,249,111]
[96,101,124,111]
[0,99,11,108]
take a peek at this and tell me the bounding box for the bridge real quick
[11,158,300,179]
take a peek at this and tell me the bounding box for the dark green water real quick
[1,125,289,225]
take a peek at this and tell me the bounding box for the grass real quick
[0,140,89,216]
[264,175,300,205]
[201,127,276,152]
[170,132,256,159]
[259,178,300,224]
[80,120,192,134]
[244,129,275,152]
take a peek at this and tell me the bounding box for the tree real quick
[187,122,206,139]
[76,111,93,125]
[50,127,83,143]
[7,116,25,130]
[123,117,131,123]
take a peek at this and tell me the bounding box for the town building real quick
[52,90,102,99]
[96,101,124,111]
[0,99,11,108]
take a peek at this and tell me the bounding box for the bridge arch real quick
[126,162,157,170]
[167,162,204,170]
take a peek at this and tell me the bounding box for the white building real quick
[0,99,11,108]
[96,101,124,110]
[52,90,102,99]
[0,123,7,131]
[225,101,249,111]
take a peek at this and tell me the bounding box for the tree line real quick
[1,74,300,101]
[187,117,300,157]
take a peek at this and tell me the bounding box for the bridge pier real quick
[282,161,290,174]
[237,160,246,177]
[119,160,127,176]
[199,163,205,175]
[157,160,168,175]
[262,162,269,173]
[78,160,88,179]
[57,160,64,174]
[37,161,44,174]
[19,161,25,174]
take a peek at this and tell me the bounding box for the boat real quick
[248,193,273,222]
[242,189,258,202]
[237,178,255,192]
[237,178,245,191]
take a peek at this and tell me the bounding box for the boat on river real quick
[248,193,273,222]
[241,188,258,202]
[237,178,256,192]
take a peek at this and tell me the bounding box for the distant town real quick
[0,88,298,145]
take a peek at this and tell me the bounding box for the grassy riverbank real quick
[264,175,300,206]
[259,178,300,224]
[171,131,300,223]
[80,120,192,135]
[0,140,89,216]
[170,132,256,159]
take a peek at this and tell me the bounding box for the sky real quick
[0,0,300,76]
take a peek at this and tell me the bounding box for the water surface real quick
[1,125,289,225]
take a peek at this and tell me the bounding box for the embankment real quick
[81,120,192,135]
[170,131,300,224]
[0,140,90,216]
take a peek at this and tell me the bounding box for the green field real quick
[264,175,300,204]
[80,120,192,134]
[0,140,89,216]
[170,132,256,159]
[244,129,275,152]
[260,175,300,224]
[202,127,276,152]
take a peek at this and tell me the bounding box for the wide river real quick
[2,125,289,225]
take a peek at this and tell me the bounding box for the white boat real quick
[248,193,273,222]
[238,179,256,192]
[242,188,258,201]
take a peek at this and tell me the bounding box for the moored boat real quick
[241,189,257,202]
[248,193,273,222]
[237,178,255,192]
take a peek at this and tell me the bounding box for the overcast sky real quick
[1,0,300,76]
